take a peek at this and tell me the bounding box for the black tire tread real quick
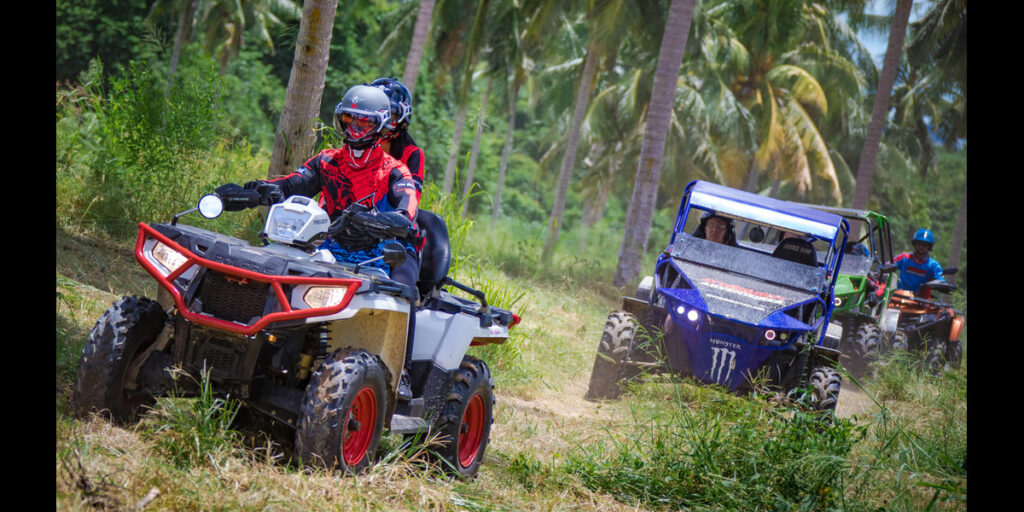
[73,295,165,423]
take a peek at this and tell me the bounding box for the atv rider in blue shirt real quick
[893,229,945,299]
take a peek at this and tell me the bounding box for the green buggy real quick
[803,206,896,375]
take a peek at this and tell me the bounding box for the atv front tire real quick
[73,296,166,424]
[432,356,494,479]
[585,311,636,400]
[808,366,842,412]
[846,323,881,376]
[295,349,389,473]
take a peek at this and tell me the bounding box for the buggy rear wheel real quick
[846,323,881,377]
[73,296,166,424]
[295,349,388,473]
[585,311,636,400]
[808,366,842,412]
[433,356,494,479]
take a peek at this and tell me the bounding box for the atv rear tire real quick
[433,356,494,479]
[295,349,388,473]
[808,366,842,412]
[925,338,961,375]
[585,311,636,400]
[73,296,166,424]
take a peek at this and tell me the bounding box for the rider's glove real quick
[379,210,416,239]
[215,183,261,211]
[244,180,283,206]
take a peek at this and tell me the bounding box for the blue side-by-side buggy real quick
[587,180,850,411]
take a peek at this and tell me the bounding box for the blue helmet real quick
[912,228,935,246]
[369,77,412,132]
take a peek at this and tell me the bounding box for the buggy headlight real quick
[152,241,188,275]
[834,297,843,307]
[303,286,351,309]
[675,305,700,324]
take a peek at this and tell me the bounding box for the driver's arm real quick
[265,152,327,199]
[386,164,420,221]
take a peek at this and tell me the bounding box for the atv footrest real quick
[390,414,428,435]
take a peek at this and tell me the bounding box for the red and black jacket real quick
[268,144,420,222]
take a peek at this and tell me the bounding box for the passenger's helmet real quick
[912,228,935,247]
[333,84,392,150]
[369,77,412,133]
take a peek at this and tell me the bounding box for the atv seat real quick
[772,237,817,267]
[415,210,451,296]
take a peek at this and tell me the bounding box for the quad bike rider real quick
[72,85,520,479]
[877,229,965,374]
[586,180,850,412]
[801,205,898,375]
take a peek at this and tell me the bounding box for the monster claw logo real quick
[710,347,737,384]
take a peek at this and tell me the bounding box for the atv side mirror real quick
[381,241,407,269]
[748,227,765,243]
[198,194,224,219]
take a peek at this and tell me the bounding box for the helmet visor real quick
[338,113,378,140]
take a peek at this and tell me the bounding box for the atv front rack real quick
[136,222,363,336]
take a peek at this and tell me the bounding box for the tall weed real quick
[142,365,242,470]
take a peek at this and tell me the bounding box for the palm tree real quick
[461,74,492,216]
[612,0,696,287]
[850,0,914,210]
[147,0,200,80]
[541,0,644,263]
[200,0,301,74]
[266,0,338,179]
[441,0,492,195]
[403,0,438,95]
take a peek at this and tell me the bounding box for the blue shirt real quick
[893,252,944,298]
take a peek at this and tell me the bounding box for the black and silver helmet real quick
[333,84,392,150]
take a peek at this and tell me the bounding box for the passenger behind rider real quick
[370,77,426,191]
[892,228,945,299]
[693,212,738,246]
[216,83,421,399]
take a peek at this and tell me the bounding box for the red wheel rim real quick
[342,386,377,466]
[458,394,486,467]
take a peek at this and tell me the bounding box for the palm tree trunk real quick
[402,0,436,96]
[612,0,695,287]
[492,75,520,224]
[169,0,198,80]
[851,0,913,209]
[443,102,468,194]
[947,180,966,285]
[267,0,338,179]
[462,75,491,217]
[442,0,491,195]
[541,43,599,263]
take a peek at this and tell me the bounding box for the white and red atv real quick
[73,192,519,478]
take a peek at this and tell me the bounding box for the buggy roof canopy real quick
[793,202,882,222]
[682,181,845,240]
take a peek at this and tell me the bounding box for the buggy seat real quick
[415,210,451,296]
[771,237,817,267]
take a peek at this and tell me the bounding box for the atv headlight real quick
[152,241,188,275]
[268,209,312,241]
[303,286,352,309]
[265,196,330,247]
